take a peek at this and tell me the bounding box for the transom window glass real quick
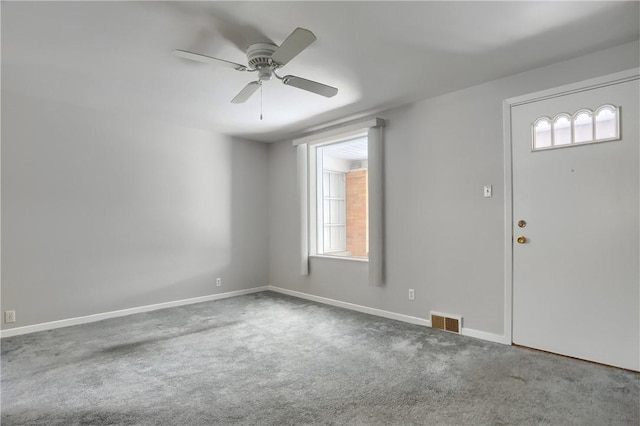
[532,104,620,151]
[573,110,593,143]
[533,119,551,148]
[553,114,572,146]
[594,106,618,140]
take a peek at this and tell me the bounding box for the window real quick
[532,104,620,151]
[314,137,368,259]
[294,117,385,285]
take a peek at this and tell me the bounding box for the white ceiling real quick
[2,1,638,142]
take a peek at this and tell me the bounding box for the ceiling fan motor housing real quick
[247,43,278,80]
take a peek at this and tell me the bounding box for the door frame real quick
[501,68,640,345]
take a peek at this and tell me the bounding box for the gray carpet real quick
[1,291,638,425]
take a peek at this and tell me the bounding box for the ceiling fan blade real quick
[270,28,317,66]
[231,81,261,104]
[172,49,247,71]
[282,75,338,98]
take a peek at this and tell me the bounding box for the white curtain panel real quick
[297,143,309,276]
[367,125,384,286]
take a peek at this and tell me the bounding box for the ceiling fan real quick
[172,27,338,104]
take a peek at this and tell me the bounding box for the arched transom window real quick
[532,104,620,151]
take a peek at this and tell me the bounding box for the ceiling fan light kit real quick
[173,27,338,106]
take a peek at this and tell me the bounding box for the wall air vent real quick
[430,311,462,334]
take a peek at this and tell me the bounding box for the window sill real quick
[310,255,369,263]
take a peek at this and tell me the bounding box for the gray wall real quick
[2,40,637,335]
[1,91,269,329]
[268,41,640,337]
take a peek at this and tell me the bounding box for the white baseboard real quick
[267,285,509,345]
[0,287,269,338]
[267,285,430,327]
[1,285,510,346]
[461,327,510,345]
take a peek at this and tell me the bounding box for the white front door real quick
[511,75,639,371]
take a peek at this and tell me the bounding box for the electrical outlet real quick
[216,278,222,287]
[408,289,415,300]
[5,310,16,323]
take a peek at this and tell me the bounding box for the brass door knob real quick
[516,236,527,244]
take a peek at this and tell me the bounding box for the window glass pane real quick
[328,200,340,224]
[573,112,593,143]
[553,116,571,146]
[323,200,330,223]
[534,119,551,149]
[330,226,345,251]
[337,200,346,224]
[595,107,617,140]
[323,172,330,196]
[335,174,345,198]
[323,227,331,250]
[327,173,336,197]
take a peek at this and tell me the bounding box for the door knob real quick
[516,236,527,244]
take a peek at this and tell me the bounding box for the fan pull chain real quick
[260,82,263,121]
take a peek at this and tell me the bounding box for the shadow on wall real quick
[108,134,270,308]
[224,137,270,292]
[77,133,270,315]
[0,92,269,329]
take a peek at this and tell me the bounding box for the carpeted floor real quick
[1,291,638,425]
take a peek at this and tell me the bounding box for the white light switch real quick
[483,185,492,198]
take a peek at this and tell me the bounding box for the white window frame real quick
[310,135,366,259]
[294,117,385,286]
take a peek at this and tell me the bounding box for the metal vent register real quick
[430,311,462,334]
